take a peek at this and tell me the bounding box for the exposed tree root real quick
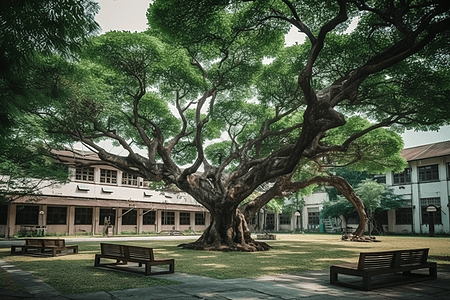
[341,234,381,242]
[178,239,271,252]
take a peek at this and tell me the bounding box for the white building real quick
[0,149,210,238]
[384,140,450,234]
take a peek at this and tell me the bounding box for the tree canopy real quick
[0,0,100,203]
[22,0,450,250]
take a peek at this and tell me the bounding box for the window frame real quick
[143,210,156,225]
[308,211,320,225]
[393,168,412,185]
[418,165,439,182]
[279,215,291,225]
[75,207,93,225]
[15,205,39,225]
[75,166,94,182]
[195,213,205,225]
[99,208,116,225]
[161,211,175,225]
[395,207,412,225]
[179,212,191,225]
[100,169,117,185]
[46,206,67,225]
[121,209,137,225]
[121,172,138,186]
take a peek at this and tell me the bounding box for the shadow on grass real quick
[0,236,448,294]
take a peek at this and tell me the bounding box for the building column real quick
[137,208,143,234]
[156,210,161,233]
[190,212,195,232]
[116,208,122,234]
[68,206,75,235]
[7,204,16,238]
[93,207,100,234]
[410,162,421,233]
[174,211,180,231]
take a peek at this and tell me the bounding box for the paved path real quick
[1,259,449,300]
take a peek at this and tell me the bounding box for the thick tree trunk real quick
[179,207,270,252]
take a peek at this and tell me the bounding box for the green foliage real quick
[327,168,370,201]
[0,0,99,202]
[322,179,405,220]
[323,116,407,174]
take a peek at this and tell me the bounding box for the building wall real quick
[387,156,450,234]
[3,163,210,237]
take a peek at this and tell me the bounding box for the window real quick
[16,206,39,225]
[308,211,320,225]
[47,206,67,225]
[374,175,386,184]
[122,210,137,225]
[347,211,360,225]
[421,198,442,224]
[266,213,275,230]
[122,172,138,186]
[75,207,92,225]
[75,167,94,182]
[0,204,7,225]
[279,215,291,225]
[393,168,411,185]
[395,208,412,225]
[180,212,190,225]
[143,210,156,225]
[99,208,116,225]
[100,169,117,184]
[195,213,205,225]
[418,165,439,182]
[161,211,175,225]
[374,210,388,225]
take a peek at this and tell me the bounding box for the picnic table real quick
[11,238,78,257]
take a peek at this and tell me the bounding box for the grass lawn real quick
[0,234,449,295]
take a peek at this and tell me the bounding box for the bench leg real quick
[363,274,372,291]
[52,248,57,257]
[169,262,174,273]
[330,269,338,284]
[145,264,151,275]
[94,255,101,266]
[430,265,437,279]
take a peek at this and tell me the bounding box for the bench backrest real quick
[358,248,430,270]
[43,239,65,247]
[25,239,44,246]
[100,243,125,258]
[126,245,155,261]
[358,251,395,270]
[395,248,429,267]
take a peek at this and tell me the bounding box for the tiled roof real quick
[402,140,450,162]
[52,148,101,161]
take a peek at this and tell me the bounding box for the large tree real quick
[34,0,450,251]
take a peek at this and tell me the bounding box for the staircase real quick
[323,219,339,233]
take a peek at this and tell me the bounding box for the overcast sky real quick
[94,0,450,149]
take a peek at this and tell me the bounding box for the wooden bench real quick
[11,239,78,257]
[330,248,437,290]
[94,243,175,275]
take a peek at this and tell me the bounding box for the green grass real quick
[0,234,449,294]
[0,267,27,293]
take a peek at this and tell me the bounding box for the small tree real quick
[322,179,404,235]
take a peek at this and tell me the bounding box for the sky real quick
[93,0,450,149]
